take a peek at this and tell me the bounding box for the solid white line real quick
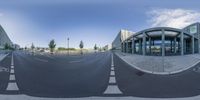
[6,83,19,91]
[11,53,14,66]
[103,85,122,94]
[10,69,14,74]
[111,53,114,67]
[9,75,15,81]
[109,77,116,83]
[110,71,115,76]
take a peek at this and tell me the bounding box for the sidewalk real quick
[115,51,200,75]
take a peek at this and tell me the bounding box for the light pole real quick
[67,37,69,55]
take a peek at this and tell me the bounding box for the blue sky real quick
[0,0,200,48]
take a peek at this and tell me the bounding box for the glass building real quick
[118,23,200,56]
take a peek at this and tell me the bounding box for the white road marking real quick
[103,85,122,94]
[111,67,114,70]
[11,66,14,69]
[109,77,116,83]
[110,71,115,76]
[11,53,14,66]
[111,53,114,67]
[6,53,19,91]
[6,83,19,91]
[10,69,14,74]
[69,61,81,63]
[34,58,48,62]
[9,75,15,80]
[104,53,122,94]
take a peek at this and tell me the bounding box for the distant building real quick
[103,44,112,51]
[14,44,20,50]
[112,29,134,50]
[0,25,13,49]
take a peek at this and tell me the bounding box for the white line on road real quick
[103,85,122,94]
[110,71,115,76]
[111,67,114,70]
[111,53,114,67]
[109,77,116,83]
[69,61,81,63]
[10,69,14,74]
[11,65,14,69]
[6,83,19,91]
[34,58,48,62]
[104,53,122,94]
[6,53,19,91]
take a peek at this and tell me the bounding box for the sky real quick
[0,0,200,48]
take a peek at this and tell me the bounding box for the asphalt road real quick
[13,51,111,97]
[0,51,200,98]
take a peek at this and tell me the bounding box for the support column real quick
[181,31,184,55]
[123,42,126,53]
[149,37,151,55]
[161,29,165,56]
[126,41,128,53]
[174,37,177,54]
[132,38,135,54]
[139,39,142,54]
[192,35,195,54]
[142,32,146,55]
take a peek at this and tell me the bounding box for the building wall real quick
[112,29,134,50]
[0,25,12,49]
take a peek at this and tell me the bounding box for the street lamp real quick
[67,37,69,55]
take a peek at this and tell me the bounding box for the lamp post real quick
[67,37,69,55]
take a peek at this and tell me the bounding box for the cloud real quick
[147,8,200,28]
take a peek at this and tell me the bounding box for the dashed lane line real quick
[103,53,122,94]
[69,61,81,63]
[6,53,19,91]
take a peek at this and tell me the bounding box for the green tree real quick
[79,40,84,54]
[4,43,9,50]
[94,44,98,53]
[31,43,35,50]
[48,39,56,54]
[24,46,27,50]
[31,43,35,54]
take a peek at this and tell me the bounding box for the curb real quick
[115,52,200,75]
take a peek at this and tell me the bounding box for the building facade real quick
[0,25,13,49]
[112,29,134,50]
[113,23,200,56]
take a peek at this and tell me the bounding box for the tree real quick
[48,39,56,54]
[4,43,9,50]
[79,40,84,54]
[24,46,27,50]
[31,43,35,50]
[31,43,35,54]
[94,44,98,53]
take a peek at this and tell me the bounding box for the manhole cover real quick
[136,71,145,76]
